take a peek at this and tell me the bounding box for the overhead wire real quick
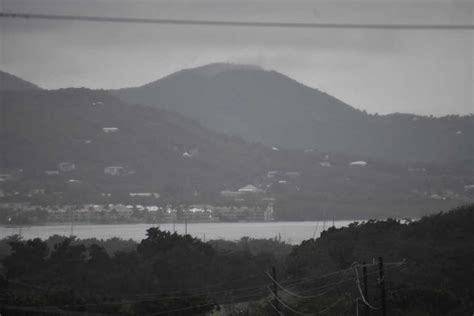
[150,290,268,315]
[266,270,345,300]
[316,295,352,315]
[270,290,312,316]
[1,12,473,30]
[10,281,269,309]
[126,271,265,297]
[353,264,380,310]
[266,262,385,298]
[280,266,354,287]
[263,259,406,301]
[268,299,285,316]
[5,260,407,312]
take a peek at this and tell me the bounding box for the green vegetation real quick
[0,204,472,315]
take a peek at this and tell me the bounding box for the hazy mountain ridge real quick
[0,70,41,91]
[112,63,474,163]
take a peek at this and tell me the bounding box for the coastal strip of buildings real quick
[0,202,275,224]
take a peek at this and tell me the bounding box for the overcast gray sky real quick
[1,0,473,116]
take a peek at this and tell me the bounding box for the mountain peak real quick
[187,63,265,78]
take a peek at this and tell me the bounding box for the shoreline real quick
[0,218,370,228]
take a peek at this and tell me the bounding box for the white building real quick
[238,185,264,194]
[129,192,160,198]
[102,127,119,133]
[349,161,367,167]
[58,162,76,172]
[464,184,474,192]
[104,166,124,175]
[267,171,278,178]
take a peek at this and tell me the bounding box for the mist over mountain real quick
[113,63,474,163]
[0,70,41,91]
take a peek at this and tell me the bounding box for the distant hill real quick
[0,88,275,196]
[1,88,472,219]
[0,70,41,91]
[112,63,474,163]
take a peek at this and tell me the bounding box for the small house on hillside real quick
[464,184,474,192]
[238,185,264,194]
[58,162,76,172]
[349,161,367,167]
[104,166,125,175]
[102,127,119,133]
[129,192,160,198]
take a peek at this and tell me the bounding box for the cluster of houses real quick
[47,162,136,177]
[0,201,274,224]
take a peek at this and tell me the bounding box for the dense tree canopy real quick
[0,204,472,315]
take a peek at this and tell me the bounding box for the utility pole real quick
[272,266,280,316]
[184,217,188,235]
[362,262,369,316]
[378,257,386,316]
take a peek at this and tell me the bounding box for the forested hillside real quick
[113,63,474,163]
[283,203,474,315]
[0,88,273,196]
[1,89,472,219]
[1,204,472,315]
[0,70,41,91]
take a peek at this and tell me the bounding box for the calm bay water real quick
[0,221,357,244]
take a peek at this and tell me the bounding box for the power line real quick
[270,289,350,315]
[13,282,268,309]
[354,265,380,310]
[151,290,266,315]
[316,295,351,314]
[269,260,406,300]
[280,266,354,287]
[1,12,473,30]
[266,271,339,300]
[6,285,267,312]
[268,300,285,316]
[6,260,407,312]
[268,265,374,298]
[127,272,265,297]
[271,268,369,299]
[124,283,268,302]
[270,291,312,316]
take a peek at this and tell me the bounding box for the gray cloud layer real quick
[1,0,473,115]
